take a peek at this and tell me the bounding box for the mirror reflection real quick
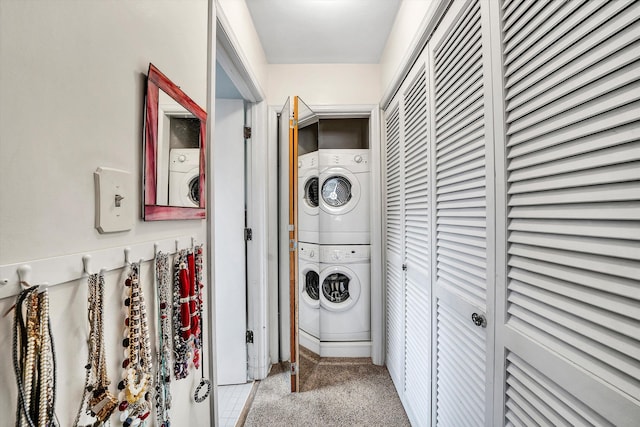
[156,90,201,207]
[143,63,207,221]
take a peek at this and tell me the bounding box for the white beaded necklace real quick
[74,272,117,426]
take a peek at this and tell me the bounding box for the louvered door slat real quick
[509,218,640,240]
[403,65,431,427]
[386,260,404,385]
[505,1,638,90]
[501,0,548,46]
[434,7,480,81]
[507,83,640,145]
[501,0,524,24]
[508,104,639,155]
[508,128,640,172]
[500,0,640,422]
[503,0,580,60]
[510,279,640,343]
[508,51,640,124]
[509,267,640,321]
[510,201,640,221]
[436,299,486,426]
[509,62,640,135]
[505,353,614,427]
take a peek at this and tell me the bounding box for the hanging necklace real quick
[192,244,211,403]
[172,249,191,379]
[13,285,58,427]
[155,252,172,427]
[74,272,117,426]
[118,262,152,427]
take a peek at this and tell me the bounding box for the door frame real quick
[271,103,384,366]
[211,3,270,394]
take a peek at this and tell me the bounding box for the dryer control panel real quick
[319,149,370,173]
[319,245,370,263]
[299,242,319,262]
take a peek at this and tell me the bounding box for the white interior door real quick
[214,98,247,385]
[495,1,640,424]
[384,51,433,427]
[429,0,495,424]
[384,101,405,394]
[402,60,432,427]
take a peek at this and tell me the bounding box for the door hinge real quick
[244,227,253,241]
[244,126,252,139]
[290,362,298,375]
[246,330,254,343]
[289,239,297,252]
[287,224,295,232]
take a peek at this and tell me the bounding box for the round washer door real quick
[300,265,320,309]
[319,265,361,312]
[319,168,361,215]
[299,173,319,216]
[173,167,200,207]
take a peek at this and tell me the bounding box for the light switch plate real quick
[94,167,133,233]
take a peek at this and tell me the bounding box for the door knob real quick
[471,313,486,328]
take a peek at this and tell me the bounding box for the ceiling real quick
[245,0,401,64]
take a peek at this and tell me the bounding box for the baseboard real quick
[320,341,372,358]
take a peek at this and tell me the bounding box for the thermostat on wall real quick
[94,167,133,233]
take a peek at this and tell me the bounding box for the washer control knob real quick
[332,250,341,261]
[354,155,363,163]
[298,160,302,168]
[309,250,315,258]
[178,154,187,162]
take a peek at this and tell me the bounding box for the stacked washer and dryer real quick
[298,148,371,357]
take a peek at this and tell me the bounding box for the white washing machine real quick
[318,149,370,244]
[319,244,370,342]
[298,151,319,244]
[299,242,320,340]
[169,148,200,207]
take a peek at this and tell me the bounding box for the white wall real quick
[216,0,269,98]
[267,64,381,106]
[0,1,211,425]
[379,0,433,97]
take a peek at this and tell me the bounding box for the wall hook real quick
[175,239,180,254]
[17,265,32,287]
[124,247,131,265]
[82,255,92,276]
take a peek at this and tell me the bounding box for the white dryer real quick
[299,242,320,340]
[319,244,370,342]
[318,149,370,244]
[169,148,200,207]
[298,151,319,244]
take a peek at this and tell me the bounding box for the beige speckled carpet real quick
[242,349,410,427]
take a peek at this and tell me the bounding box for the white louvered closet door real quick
[495,0,640,425]
[429,0,495,425]
[384,101,405,393]
[402,59,432,427]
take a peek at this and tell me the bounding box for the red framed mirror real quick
[143,63,207,220]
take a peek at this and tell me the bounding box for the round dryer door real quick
[187,174,200,206]
[320,168,361,215]
[319,265,361,312]
[300,267,320,309]
[301,175,319,215]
